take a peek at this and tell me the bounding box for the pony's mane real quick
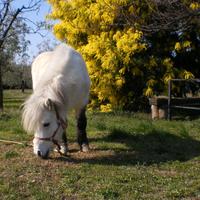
[22,80,65,133]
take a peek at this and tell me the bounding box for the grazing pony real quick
[22,44,90,159]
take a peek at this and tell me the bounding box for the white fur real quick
[22,44,90,157]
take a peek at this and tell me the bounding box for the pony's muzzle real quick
[37,150,49,159]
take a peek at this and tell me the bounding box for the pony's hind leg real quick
[76,107,89,152]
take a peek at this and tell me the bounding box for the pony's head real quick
[22,90,66,159]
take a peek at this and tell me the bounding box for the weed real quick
[3,151,19,159]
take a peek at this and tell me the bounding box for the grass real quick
[1,90,200,199]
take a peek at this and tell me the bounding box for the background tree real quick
[48,0,200,111]
[36,38,60,54]
[0,0,42,111]
[3,62,32,90]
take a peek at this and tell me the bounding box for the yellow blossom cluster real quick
[174,41,191,52]
[190,2,200,10]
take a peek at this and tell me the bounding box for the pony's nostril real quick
[37,150,41,157]
[37,150,49,159]
[42,150,49,159]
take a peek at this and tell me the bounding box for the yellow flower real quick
[119,67,126,75]
[149,57,157,68]
[116,79,123,88]
[163,73,174,84]
[147,79,156,87]
[132,67,142,76]
[145,87,153,97]
[175,42,181,51]
[163,58,173,68]
[129,5,134,13]
[190,2,200,10]
[183,41,191,48]
[100,104,112,112]
[181,70,194,79]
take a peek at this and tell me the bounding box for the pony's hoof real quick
[81,144,90,152]
[54,144,68,156]
[60,145,68,156]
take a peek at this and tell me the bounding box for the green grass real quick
[1,90,200,199]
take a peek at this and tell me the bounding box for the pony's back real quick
[31,44,90,110]
[32,51,53,90]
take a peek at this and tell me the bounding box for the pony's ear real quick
[44,98,54,111]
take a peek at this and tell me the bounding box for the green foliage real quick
[3,64,32,89]
[0,18,31,93]
[48,0,200,111]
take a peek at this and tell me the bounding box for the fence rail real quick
[149,79,200,120]
[168,79,200,120]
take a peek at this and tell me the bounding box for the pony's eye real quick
[43,122,50,127]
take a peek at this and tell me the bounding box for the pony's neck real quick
[34,83,67,116]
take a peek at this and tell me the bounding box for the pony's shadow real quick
[55,128,200,166]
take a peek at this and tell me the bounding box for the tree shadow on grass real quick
[56,129,200,166]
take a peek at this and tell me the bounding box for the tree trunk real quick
[21,80,25,93]
[0,64,3,112]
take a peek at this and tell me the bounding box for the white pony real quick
[22,44,90,159]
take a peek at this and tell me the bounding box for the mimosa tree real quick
[48,0,200,111]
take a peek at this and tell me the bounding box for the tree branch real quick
[0,1,9,25]
[0,7,22,48]
[0,0,43,49]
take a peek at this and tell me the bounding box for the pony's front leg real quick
[61,130,68,155]
[55,131,68,156]
[76,108,89,152]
